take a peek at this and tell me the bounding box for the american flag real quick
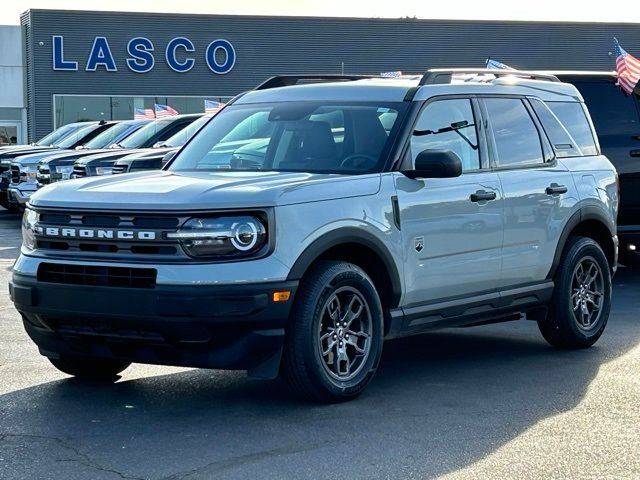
[485,59,515,70]
[204,99,225,115]
[380,71,402,77]
[613,38,640,95]
[155,104,179,118]
[134,108,155,120]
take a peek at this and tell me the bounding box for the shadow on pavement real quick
[0,269,639,479]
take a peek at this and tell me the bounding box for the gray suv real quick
[10,70,618,402]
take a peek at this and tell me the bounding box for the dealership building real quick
[1,9,640,143]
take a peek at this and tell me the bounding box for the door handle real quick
[630,149,640,157]
[546,183,568,195]
[470,190,497,202]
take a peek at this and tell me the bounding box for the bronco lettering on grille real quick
[39,227,157,241]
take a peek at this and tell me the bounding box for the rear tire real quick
[538,236,611,348]
[49,355,130,382]
[281,261,384,403]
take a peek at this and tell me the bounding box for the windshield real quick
[83,122,142,149]
[56,124,103,149]
[36,123,87,146]
[119,118,176,148]
[161,115,211,147]
[170,102,405,174]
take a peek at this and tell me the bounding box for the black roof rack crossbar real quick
[419,68,561,86]
[255,74,382,90]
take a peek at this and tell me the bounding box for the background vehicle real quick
[1,121,111,211]
[71,114,202,178]
[112,115,212,174]
[11,71,618,402]
[5,121,118,209]
[550,72,640,268]
[0,121,95,153]
[35,119,150,187]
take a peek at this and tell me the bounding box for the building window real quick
[53,95,231,128]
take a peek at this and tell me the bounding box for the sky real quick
[2,0,640,25]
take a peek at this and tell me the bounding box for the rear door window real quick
[484,98,544,168]
[545,101,598,156]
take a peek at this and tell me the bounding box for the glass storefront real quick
[0,124,19,145]
[53,95,231,128]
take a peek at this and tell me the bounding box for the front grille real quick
[38,263,157,288]
[73,165,87,178]
[10,165,20,183]
[112,164,128,174]
[37,164,50,185]
[34,209,187,260]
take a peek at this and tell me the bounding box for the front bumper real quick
[10,272,298,378]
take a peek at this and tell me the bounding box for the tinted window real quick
[484,98,543,167]
[56,124,105,148]
[119,118,195,148]
[83,122,142,149]
[546,102,598,156]
[36,123,85,146]
[571,81,640,137]
[163,115,211,147]
[411,99,480,172]
[530,98,583,158]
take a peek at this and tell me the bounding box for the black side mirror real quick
[403,149,462,179]
[161,150,177,166]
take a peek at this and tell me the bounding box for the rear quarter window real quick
[545,102,598,156]
[530,99,584,158]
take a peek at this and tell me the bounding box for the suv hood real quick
[75,149,146,166]
[30,170,382,210]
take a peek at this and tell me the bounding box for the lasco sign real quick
[51,35,235,74]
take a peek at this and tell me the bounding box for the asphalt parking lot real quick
[0,208,638,480]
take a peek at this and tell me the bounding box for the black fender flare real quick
[286,227,403,308]
[547,205,616,279]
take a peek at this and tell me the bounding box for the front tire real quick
[538,236,611,348]
[282,261,384,403]
[49,355,130,382]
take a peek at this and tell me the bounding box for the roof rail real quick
[419,68,561,86]
[255,74,381,90]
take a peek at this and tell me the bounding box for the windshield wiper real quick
[413,121,479,150]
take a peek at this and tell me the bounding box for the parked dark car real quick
[72,114,202,178]
[551,72,640,268]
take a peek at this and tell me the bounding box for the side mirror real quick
[162,150,177,166]
[403,149,462,179]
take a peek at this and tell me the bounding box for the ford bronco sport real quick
[10,69,618,402]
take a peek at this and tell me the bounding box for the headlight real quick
[95,166,113,175]
[21,165,38,182]
[21,207,38,251]
[167,216,267,258]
